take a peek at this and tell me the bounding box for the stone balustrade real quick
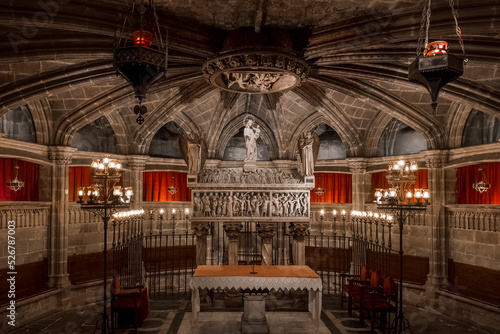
[446,205,499,232]
[0,202,51,229]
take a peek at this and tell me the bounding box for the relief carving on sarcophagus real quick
[192,190,309,221]
[197,167,303,185]
[189,162,313,222]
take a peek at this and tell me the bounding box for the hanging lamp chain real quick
[416,0,431,56]
[449,0,466,56]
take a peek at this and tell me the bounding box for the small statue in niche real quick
[179,132,207,176]
[297,130,319,176]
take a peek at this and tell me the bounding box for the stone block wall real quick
[0,204,50,267]
[449,228,500,270]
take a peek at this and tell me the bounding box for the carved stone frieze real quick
[198,167,303,185]
[192,191,309,219]
[202,52,309,94]
[224,222,243,240]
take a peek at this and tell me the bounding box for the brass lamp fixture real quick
[7,164,24,192]
[473,167,490,193]
[113,0,167,125]
[314,187,325,196]
[167,175,178,195]
[408,0,467,113]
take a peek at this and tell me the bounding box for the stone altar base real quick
[240,293,269,334]
[224,288,243,308]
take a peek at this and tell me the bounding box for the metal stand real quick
[80,174,129,334]
[377,203,426,334]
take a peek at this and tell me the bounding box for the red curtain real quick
[68,167,93,202]
[310,172,352,203]
[143,171,191,202]
[371,169,428,201]
[0,158,39,201]
[457,162,500,204]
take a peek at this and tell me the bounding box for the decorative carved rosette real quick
[257,223,276,244]
[202,52,309,94]
[289,222,310,242]
[223,222,243,240]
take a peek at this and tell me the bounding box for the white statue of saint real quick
[244,118,260,163]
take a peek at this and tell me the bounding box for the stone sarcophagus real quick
[189,166,314,223]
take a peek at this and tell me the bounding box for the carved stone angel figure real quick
[298,131,319,176]
[179,132,207,175]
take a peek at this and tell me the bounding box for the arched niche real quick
[0,106,36,143]
[377,119,427,157]
[148,121,183,159]
[222,127,270,161]
[70,116,117,153]
[312,123,346,160]
[462,110,500,147]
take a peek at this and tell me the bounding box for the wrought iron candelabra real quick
[77,156,133,334]
[375,159,430,334]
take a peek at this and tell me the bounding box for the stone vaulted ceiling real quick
[0,0,499,159]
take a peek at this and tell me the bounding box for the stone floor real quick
[4,294,498,334]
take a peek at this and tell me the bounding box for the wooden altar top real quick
[193,265,319,278]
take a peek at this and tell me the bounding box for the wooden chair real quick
[110,275,144,333]
[349,269,382,319]
[361,275,398,333]
[340,266,370,313]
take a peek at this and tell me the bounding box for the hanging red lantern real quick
[423,41,449,57]
[133,30,153,47]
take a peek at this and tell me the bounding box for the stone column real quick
[125,155,148,210]
[192,222,210,266]
[224,222,242,265]
[290,222,310,307]
[48,147,76,289]
[192,222,211,307]
[347,158,368,211]
[257,223,276,265]
[424,151,448,293]
[290,223,309,265]
[224,222,243,308]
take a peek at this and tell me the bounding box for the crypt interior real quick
[0,0,500,333]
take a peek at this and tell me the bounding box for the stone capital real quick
[289,222,310,242]
[346,158,368,173]
[191,222,210,238]
[126,155,149,170]
[257,223,276,244]
[423,150,447,169]
[48,146,77,165]
[224,222,243,240]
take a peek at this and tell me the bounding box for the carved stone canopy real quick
[202,28,309,94]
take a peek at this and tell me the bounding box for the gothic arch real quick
[286,112,353,160]
[215,114,279,161]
